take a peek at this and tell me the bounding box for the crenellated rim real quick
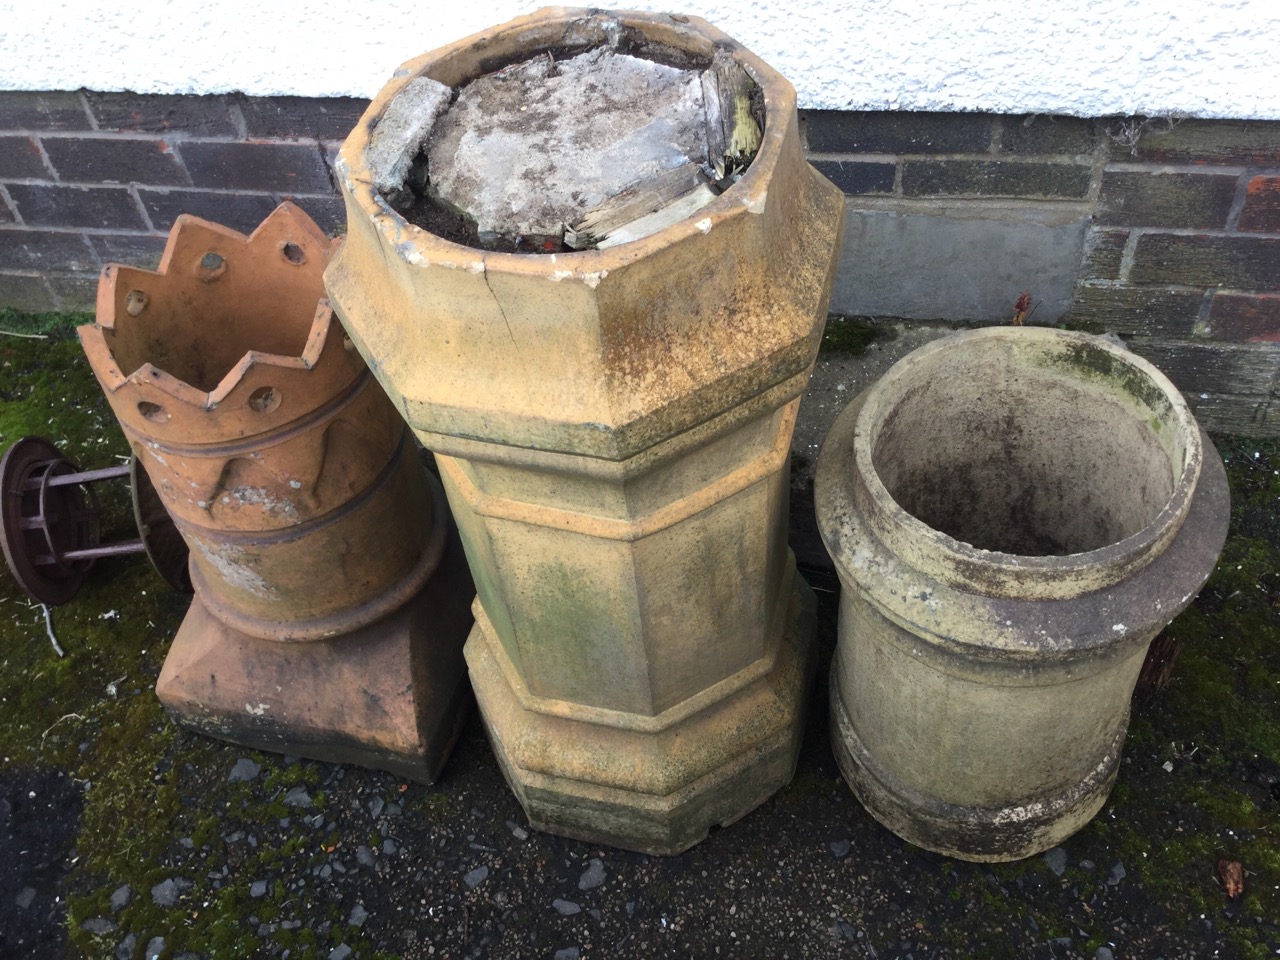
[79,203,366,444]
[333,7,798,280]
[849,327,1203,602]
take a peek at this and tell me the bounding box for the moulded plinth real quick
[816,327,1230,861]
[157,512,474,783]
[466,560,816,855]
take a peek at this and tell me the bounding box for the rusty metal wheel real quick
[130,454,191,593]
[0,437,102,605]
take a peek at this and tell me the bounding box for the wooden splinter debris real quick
[702,57,762,180]
[563,59,762,251]
[565,163,717,250]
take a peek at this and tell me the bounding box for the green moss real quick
[0,305,94,338]
[820,315,888,356]
[1052,338,1172,414]
[406,788,457,823]
[1058,315,1106,335]
[1079,435,1280,948]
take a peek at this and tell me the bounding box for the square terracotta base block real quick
[466,559,817,855]
[156,530,474,783]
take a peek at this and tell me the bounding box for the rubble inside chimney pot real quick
[366,36,763,254]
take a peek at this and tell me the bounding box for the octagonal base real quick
[156,525,474,783]
[466,558,816,855]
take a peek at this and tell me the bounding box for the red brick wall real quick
[0,91,360,312]
[2,92,1278,434]
[1067,119,1280,433]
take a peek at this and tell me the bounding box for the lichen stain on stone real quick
[191,540,274,599]
[223,484,302,524]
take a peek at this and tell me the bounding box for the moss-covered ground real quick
[0,306,1277,959]
[820,315,889,356]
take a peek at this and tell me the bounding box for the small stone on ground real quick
[283,786,312,808]
[150,878,190,907]
[578,858,606,891]
[227,758,261,783]
[1043,848,1068,877]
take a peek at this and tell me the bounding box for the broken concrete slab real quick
[366,76,452,195]
[427,47,708,243]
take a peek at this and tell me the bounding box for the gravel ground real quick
[5,604,1275,960]
[2,315,1277,959]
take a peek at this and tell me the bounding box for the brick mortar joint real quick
[0,223,165,238]
[988,115,1002,155]
[2,131,336,150]
[11,130,243,144]
[808,151,1097,163]
[0,184,23,226]
[30,137,60,184]
[1127,225,1280,240]
[1226,172,1254,231]
[1086,126,1110,206]
[1073,278,1209,293]
[0,181,334,200]
[1104,162,1262,175]
[76,91,98,132]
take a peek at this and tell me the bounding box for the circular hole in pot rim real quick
[137,401,169,423]
[197,251,227,281]
[248,386,282,414]
[282,241,307,265]
[124,289,149,317]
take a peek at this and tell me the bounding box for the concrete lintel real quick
[830,207,1089,323]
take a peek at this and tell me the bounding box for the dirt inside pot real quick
[870,341,1185,557]
[367,26,764,254]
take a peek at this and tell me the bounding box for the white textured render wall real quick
[1,1,1277,118]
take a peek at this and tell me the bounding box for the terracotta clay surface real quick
[326,9,845,852]
[816,327,1230,861]
[80,203,473,781]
